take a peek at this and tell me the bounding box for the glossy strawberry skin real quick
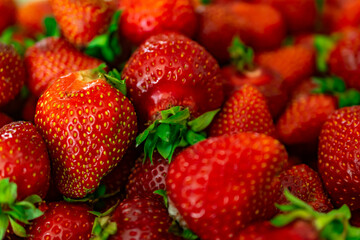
[0,0,16,33]
[0,121,51,200]
[34,71,137,198]
[276,94,337,145]
[196,2,285,63]
[122,32,224,125]
[209,84,276,137]
[120,0,197,45]
[27,202,95,240]
[166,132,288,240]
[110,196,181,240]
[318,106,360,210]
[25,37,103,97]
[0,43,26,107]
[50,0,114,46]
[278,164,333,213]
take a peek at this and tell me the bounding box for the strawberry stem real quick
[90,202,119,240]
[228,36,255,72]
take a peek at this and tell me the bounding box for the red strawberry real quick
[0,121,51,200]
[318,106,360,210]
[0,43,26,107]
[166,132,288,240]
[0,112,13,128]
[276,94,337,145]
[0,0,16,33]
[50,0,115,46]
[34,68,137,198]
[209,84,276,137]
[119,0,197,45]
[122,32,224,125]
[21,94,38,122]
[255,45,316,91]
[25,37,103,97]
[27,202,95,239]
[278,164,333,213]
[196,2,285,62]
[332,0,360,31]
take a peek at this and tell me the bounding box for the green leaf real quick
[9,217,27,237]
[182,228,199,240]
[154,189,168,208]
[160,108,190,124]
[44,16,60,37]
[0,179,17,205]
[136,121,157,147]
[283,190,314,212]
[312,76,346,94]
[337,89,360,108]
[314,35,337,73]
[228,36,254,72]
[161,106,182,120]
[156,139,173,160]
[24,208,43,221]
[188,109,220,132]
[185,130,206,145]
[0,214,9,240]
[156,123,171,142]
[144,133,159,163]
[347,225,360,239]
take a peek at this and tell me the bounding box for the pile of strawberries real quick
[3,0,360,239]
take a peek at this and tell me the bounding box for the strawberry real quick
[0,43,26,107]
[21,94,38,122]
[196,2,285,63]
[166,132,288,240]
[255,45,316,92]
[318,106,360,210]
[276,94,337,145]
[27,202,95,239]
[278,164,333,213]
[332,0,360,31]
[49,0,115,46]
[122,32,223,125]
[0,121,51,200]
[209,84,276,137]
[24,37,103,97]
[0,0,16,33]
[119,0,197,45]
[0,112,12,128]
[34,67,137,198]
[92,196,181,239]
[17,0,53,36]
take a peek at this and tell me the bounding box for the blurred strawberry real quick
[332,0,360,31]
[0,112,13,128]
[21,95,38,122]
[0,0,16,33]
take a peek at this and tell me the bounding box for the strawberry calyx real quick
[0,26,34,56]
[136,106,220,163]
[272,190,360,240]
[0,178,44,239]
[229,36,255,72]
[85,10,122,64]
[314,34,340,73]
[90,202,119,240]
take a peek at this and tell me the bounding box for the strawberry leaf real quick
[44,16,61,38]
[9,217,27,237]
[156,139,173,160]
[0,215,8,240]
[156,123,171,142]
[0,179,17,204]
[229,36,255,72]
[188,109,220,132]
[314,34,338,73]
[91,203,119,240]
[337,89,360,108]
[185,130,206,146]
[154,189,168,208]
[312,76,346,94]
[104,70,127,96]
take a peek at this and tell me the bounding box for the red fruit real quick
[27,202,95,240]
[0,112,13,128]
[34,69,137,198]
[25,37,103,97]
[276,94,337,145]
[17,0,53,35]
[0,43,26,107]
[209,84,276,137]
[50,0,114,46]
[126,151,170,199]
[0,0,16,33]
[119,0,197,45]
[252,0,318,33]
[221,66,288,117]
[278,164,333,213]
[109,196,181,240]
[22,95,38,122]
[196,2,285,62]
[318,106,360,210]
[332,0,360,31]
[166,132,288,240]
[0,121,51,200]
[255,45,316,91]
[122,32,224,125]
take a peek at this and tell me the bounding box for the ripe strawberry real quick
[252,0,318,33]
[17,0,53,36]
[0,112,12,128]
[122,32,224,125]
[0,121,51,200]
[278,164,333,213]
[255,45,316,91]
[196,2,285,62]
[50,0,115,46]
[276,94,337,145]
[166,132,288,240]
[318,106,360,210]
[0,43,26,107]
[209,84,276,137]
[25,37,103,97]
[119,0,197,45]
[0,0,16,33]
[34,68,137,198]
[332,0,360,31]
[27,202,95,239]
